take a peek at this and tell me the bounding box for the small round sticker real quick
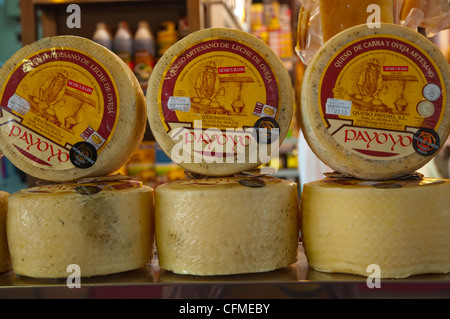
[70,141,97,169]
[417,100,435,118]
[253,117,280,144]
[75,185,101,195]
[412,128,440,156]
[238,178,266,188]
[372,182,403,189]
[423,83,441,102]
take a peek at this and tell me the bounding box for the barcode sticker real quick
[325,98,352,116]
[168,96,191,112]
[8,94,30,115]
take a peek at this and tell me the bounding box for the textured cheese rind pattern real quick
[154,178,300,275]
[7,185,154,278]
[0,36,147,182]
[301,178,450,278]
[147,28,294,177]
[300,23,450,180]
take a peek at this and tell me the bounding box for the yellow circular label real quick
[319,34,446,159]
[0,48,119,169]
[157,37,281,161]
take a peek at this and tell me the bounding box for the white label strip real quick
[325,98,352,116]
[8,94,30,116]
[168,96,191,112]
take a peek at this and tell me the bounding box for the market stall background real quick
[0,0,26,193]
[1,0,449,193]
[0,0,449,299]
[0,0,301,193]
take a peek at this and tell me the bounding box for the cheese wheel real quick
[0,36,146,182]
[7,180,154,278]
[147,28,293,176]
[300,23,450,180]
[155,176,299,275]
[0,191,11,273]
[301,174,450,278]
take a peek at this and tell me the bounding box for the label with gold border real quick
[157,36,281,161]
[0,47,119,170]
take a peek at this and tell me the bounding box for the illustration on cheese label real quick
[158,37,281,162]
[0,48,119,169]
[21,180,142,195]
[319,34,446,159]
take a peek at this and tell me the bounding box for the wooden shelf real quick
[20,0,201,46]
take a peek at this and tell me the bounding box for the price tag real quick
[325,98,352,116]
[168,96,191,112]
[8,94,30,115]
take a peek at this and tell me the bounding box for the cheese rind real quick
[301,175,450,278]
[0,191,11,273]
[300,23,450,180]
[147,28,293,176]
[7,181,154,278]
[155,176,299,275]
[0,36,146,182]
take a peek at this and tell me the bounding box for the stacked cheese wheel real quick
[0,191,11,273]
[7,180,154,278]
[300,23,450,278]
[147,27,294,177]
[0,36,154,278]
[301,175,450,278]
[147,28,299,276]
[301,23,450,180]
[155,176,299,276]
[0,35,147,182]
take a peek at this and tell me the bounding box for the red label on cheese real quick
[319,34,446,160]
[0,48,119,169]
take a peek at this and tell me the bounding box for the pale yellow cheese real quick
[301,174,450,278]
[155,176,299,275]
[0,36,146,182]
[147,28,293,177]
[301,23,450,180]
[0,191,11,273]
[7,180,154,278]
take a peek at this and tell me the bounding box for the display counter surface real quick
[0,245,449,299]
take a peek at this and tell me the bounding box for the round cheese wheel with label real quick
[0,191,11,273]
[7,180,154,278]
[147,28,293,176]
[300,23,450,180]
[0,36,146,182]
[301,174,450,278]
[155,176,299,275]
